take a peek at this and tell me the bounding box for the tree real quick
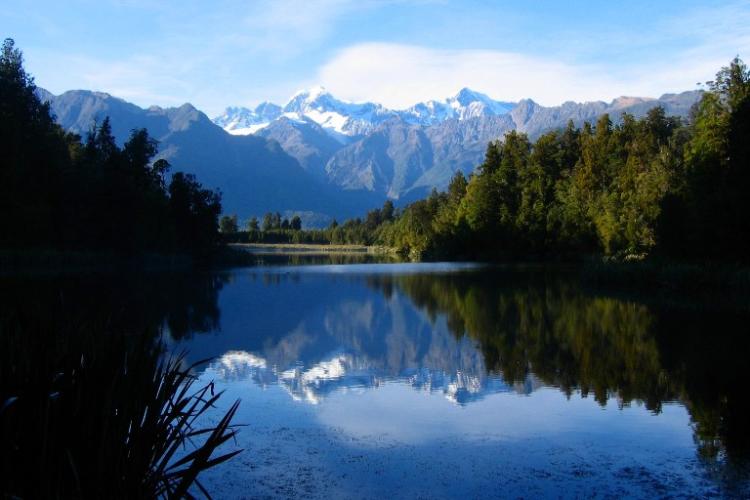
[459,167,501,238]
[290,215,302,230]
[262,213,273,232]
[677,57,750,259]
[495,131,530,235]
[381,200,395,222]
[479,140,502,175]
[447,171,468,205]
[365,208,382,230]
[152,159,170,190]
[169,173,222,253]
[0,38,69,247]
[219,214,239,233]
[247,216,259,232]
[517,131,559,251]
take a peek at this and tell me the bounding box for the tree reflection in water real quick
[365,269,750,464]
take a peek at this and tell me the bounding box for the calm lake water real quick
[5,260,750,497]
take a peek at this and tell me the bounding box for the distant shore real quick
[229,243,396,255]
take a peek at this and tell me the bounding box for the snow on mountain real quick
[214,87,516,137]
[209,87,702,204]
[281,86,397,137]
[402,88,515,125]
[450,88,515,116]
[213,102,282,135]
[207,349,533,406]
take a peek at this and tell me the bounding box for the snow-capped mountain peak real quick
[279,87,396,137]
[213,101,283,135]
[452,87,489,106]
[400,87,515,125]
[253,101,283,120]
[447,87,515,118]
[214,87,517,136]
[283,86,336,113]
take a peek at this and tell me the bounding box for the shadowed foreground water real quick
[3,262,749,497]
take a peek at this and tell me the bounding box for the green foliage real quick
[361,58,750,262]
[374,269,750,460]
[219,214,239,234]
[668,56,750,260]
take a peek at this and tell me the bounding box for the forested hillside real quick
[378,58,750,261]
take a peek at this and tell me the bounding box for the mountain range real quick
[39,86,702,224]
[215,87,701,204]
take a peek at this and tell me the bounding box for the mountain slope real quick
[39,89,375,220]
[325,118,434,198]
[254,117,343,178]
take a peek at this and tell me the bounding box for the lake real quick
[4,260,750,498]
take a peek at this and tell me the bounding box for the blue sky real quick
[3,0,749,116]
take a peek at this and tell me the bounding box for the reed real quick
[0,309,241,498]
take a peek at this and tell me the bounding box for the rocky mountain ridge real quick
[219,88,701,200]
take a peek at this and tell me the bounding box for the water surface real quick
[4,261,749,497]
[168,261,749,498]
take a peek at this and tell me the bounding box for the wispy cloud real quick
[314,2,750,108]
[315,44,618,107]
[12,0,750,114]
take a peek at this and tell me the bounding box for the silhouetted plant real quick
[0,283,241,498]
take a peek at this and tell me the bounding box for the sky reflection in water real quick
[166,262,750,497]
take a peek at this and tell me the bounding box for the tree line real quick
[234,58,749,262]
[223,201,396,245]
[0,39,222,257]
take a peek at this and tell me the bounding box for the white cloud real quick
[315,44,611,107]
[314,38,750,109]
[313,1,750,108]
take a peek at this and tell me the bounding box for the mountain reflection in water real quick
[209,349,534,405]
[165,264,750,466]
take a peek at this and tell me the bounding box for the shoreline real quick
[2,246,749,297]
[229,243,396,255]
